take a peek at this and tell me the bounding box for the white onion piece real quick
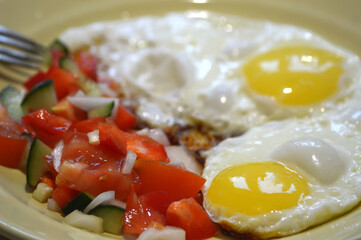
[165,146,202,176]
[108,199,126,209]
[83,191,115,214]
[138,226,186,240]
[52,140,64,172]
[87,130,100,145]
[122,150,137,175]
[137,128,170,146]
[47,198,61,212]
[73,90,86,97]
[67,96,118,112]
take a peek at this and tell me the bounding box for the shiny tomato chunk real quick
[114,105,136,131]
[71,117,104,133]
[166,198,217,240]
[56,160,141,201]
[51,185,80,209]
[23,71,46,91]
[98,122,127,156]
[133,159,205,202]
[124,186,165,236]
[75,51,98,81]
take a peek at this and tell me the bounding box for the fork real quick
[0,25,47,84]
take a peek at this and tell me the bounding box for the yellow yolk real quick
[243,46,344,105]
[207,162,309,216]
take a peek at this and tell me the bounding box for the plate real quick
[0,0,361,239]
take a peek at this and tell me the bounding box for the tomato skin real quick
[98,122,127,156]
[71,117,104,133]
[43,65,77,100]
[114,105,136,131]
[52,98,87,122]
[23,71,46,91]
[139,191,172,216]
[51,185,80,209]
[166,198,217,240]
[124,186,166,236]
[75,51,98,81]
[22,109,71,136]
[133,159,206,202]
[41,173,57,189]
[0,135,27,168]
[120,131,169,163]
[56,160,141,201]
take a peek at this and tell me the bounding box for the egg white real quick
[60,12,361,134]
[202,110,361,239]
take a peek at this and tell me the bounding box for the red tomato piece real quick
[0,106,25,137]
[133,159,206,202]
[52,98,87,122]
[114,105,136,131]
[119,131,169,163]
[23,71,46,91]
[98,122,127,156]
[22,108,71,136]
[50,48,66,67]
[139,191,172,216]
[0,135,28,168]
[41,173,57,189]
[71,117,104,133]
[51,185,80,209]
[56,160,141,201]
[43,65,77,100]
[61,131,123,166]
[124,186,165,236]
[166,198,217,240]
[75,51,98,81]
[44,155,58,178]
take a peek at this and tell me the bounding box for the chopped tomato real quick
[23,71,46,91]
[71,117,104,133]
[0,107,29,168]
[56,160,141,201]
[50,48,66,67]
[120,131,169,163]
[139,191,172,216]
[22,108,71,136]
[124,186,165,236]
[75,51,98,81]
[44,155,58,177]
[51,185,80,209]
[166,198,217,240]
[133,159,205,202]
[61,131,123,166]
[98,122,127,156]
[41,173,57,189]
[0,135,28,168]
[43,65,78,100]
[114,105,136,131]
[52,98,87,122]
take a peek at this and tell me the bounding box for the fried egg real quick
[60,12,361,133]
[202,110,361,239]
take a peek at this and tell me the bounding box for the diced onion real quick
[47,198,61,212]
[87,130,100,145]
[137,128,170,146]
[64,210,103,233]
[68,96,118,112]
[52,140,64,172]
[165,146,202,176]
[98,83,118,97]
[122,150,137,175]
[33,183,53,203]
[83,191,115,214]
[138,226,186,240]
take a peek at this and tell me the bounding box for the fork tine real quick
[0,25,45,53]
[0,46,43,63]
[0,54,41,69]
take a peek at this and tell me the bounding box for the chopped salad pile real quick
[0,40,217,239]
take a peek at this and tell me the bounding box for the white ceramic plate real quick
[0,0,361,239]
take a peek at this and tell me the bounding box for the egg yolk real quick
[207,162,309,216]
[243,46,344,105]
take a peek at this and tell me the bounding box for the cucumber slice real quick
[18,133,31,171]
[87,101,114,118]
[88,205,125,235]
[50,39,69,54]
[21,80,57,114]
[62,192,94,216]
[0,85,24,121]
[26,137,52,187]
[59,56,101,97]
